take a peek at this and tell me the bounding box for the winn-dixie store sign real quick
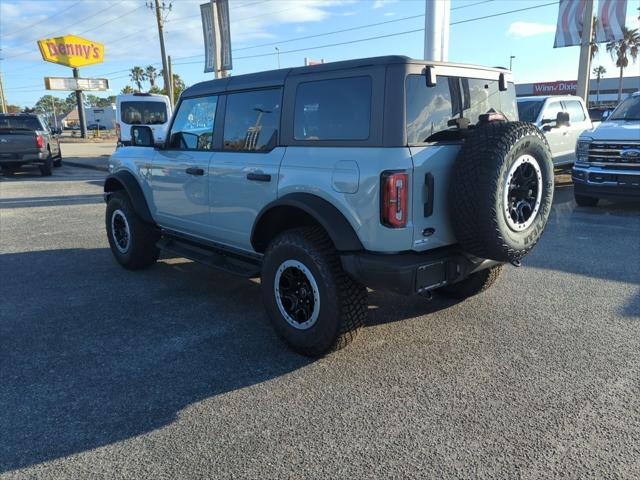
[533,81,577,96]
[37,35,104,68]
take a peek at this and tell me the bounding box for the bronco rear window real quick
[406,75,517,144]
[120,101,167,125]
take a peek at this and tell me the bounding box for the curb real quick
[63,161,109,172]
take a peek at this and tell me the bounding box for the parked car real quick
[0,113,62,175]
[115,93,172,147]
[87,123,107,130]
[517,95,592,166]
[104,55,554,355]
[573,91,640,206]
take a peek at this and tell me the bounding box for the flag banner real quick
[200,2,216,73]
[595,0,627,43]
[554,0,586,48]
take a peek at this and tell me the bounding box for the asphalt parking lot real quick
[1,164,639,479]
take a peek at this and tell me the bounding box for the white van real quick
[115,93,172,146]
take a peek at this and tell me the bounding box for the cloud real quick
[507,22,556,39]
[373,0,398,9]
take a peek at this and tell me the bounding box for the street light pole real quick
[275,47,280,69]
[509,55,516,71]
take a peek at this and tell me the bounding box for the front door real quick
[209,89,284,251]
[149,95,219,237]
[540,101,573,166]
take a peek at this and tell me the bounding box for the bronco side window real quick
[168,96,218,151]
[293,76,371,141]
[222,89,281,152]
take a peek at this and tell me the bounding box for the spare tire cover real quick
[449,121,554,263]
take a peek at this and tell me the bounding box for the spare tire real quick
[449,121,554,263]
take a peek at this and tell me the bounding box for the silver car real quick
[104,56,555,355]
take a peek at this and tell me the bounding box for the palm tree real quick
[606,27,640,103]
[144,65,158,89]
[592,66,606,103]
[589,17,599,61]
[129,66,145,92]
[120,85,135,94]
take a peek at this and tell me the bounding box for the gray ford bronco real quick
[104,56,554,356]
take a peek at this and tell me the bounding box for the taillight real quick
[115,122,121,140]
[381,171,408,228]
[36,134,44,149]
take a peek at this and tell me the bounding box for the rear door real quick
[406,66,518,251]
[208,88,284,251]
[149,95,218,237]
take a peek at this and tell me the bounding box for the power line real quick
[174,1,560,66]
[1,1,128,60]
[1,1,82,38]
[77,4,148,36]
[6,0,559,95]
[161,0,496,62]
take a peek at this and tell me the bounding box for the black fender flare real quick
[104,170,154,224]
[251,193,364,253]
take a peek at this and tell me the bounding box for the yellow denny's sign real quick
[37,35,104,68]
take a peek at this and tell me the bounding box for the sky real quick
[1,0,639,107]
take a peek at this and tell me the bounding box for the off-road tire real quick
[261,226,367,356]
[40,153,53,176]
[449,122,554,263]
[437,265,503,300]
[574,193,598,207]
[105,191,160,270]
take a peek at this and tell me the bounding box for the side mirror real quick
[131,125,154,147]
[556,111,570,127]
[601,110,610,120]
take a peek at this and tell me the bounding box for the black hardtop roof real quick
[181,55,508,98]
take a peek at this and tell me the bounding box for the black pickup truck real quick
[0,114,62,176]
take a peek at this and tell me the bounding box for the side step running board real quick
[157,236,261,278]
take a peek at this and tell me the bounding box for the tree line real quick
[123,65,185,104]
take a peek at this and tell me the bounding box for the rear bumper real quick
[0,152,47,165]
[340,246,500,296]
[572,166,640,200]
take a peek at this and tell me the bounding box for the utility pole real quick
[509,55,516,71]
[0,71,7,113]
[275,47,280,69]
[148,1,172,98]
[424,0,451,61]
[575,0,594,103]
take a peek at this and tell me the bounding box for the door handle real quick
[246,172,271,182]
[186,167,205,176]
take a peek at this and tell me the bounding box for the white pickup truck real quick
[572,91,640,206]
[517,95,593,167]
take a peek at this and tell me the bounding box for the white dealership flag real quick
[595,0,627,43]
[554,0,586,48]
